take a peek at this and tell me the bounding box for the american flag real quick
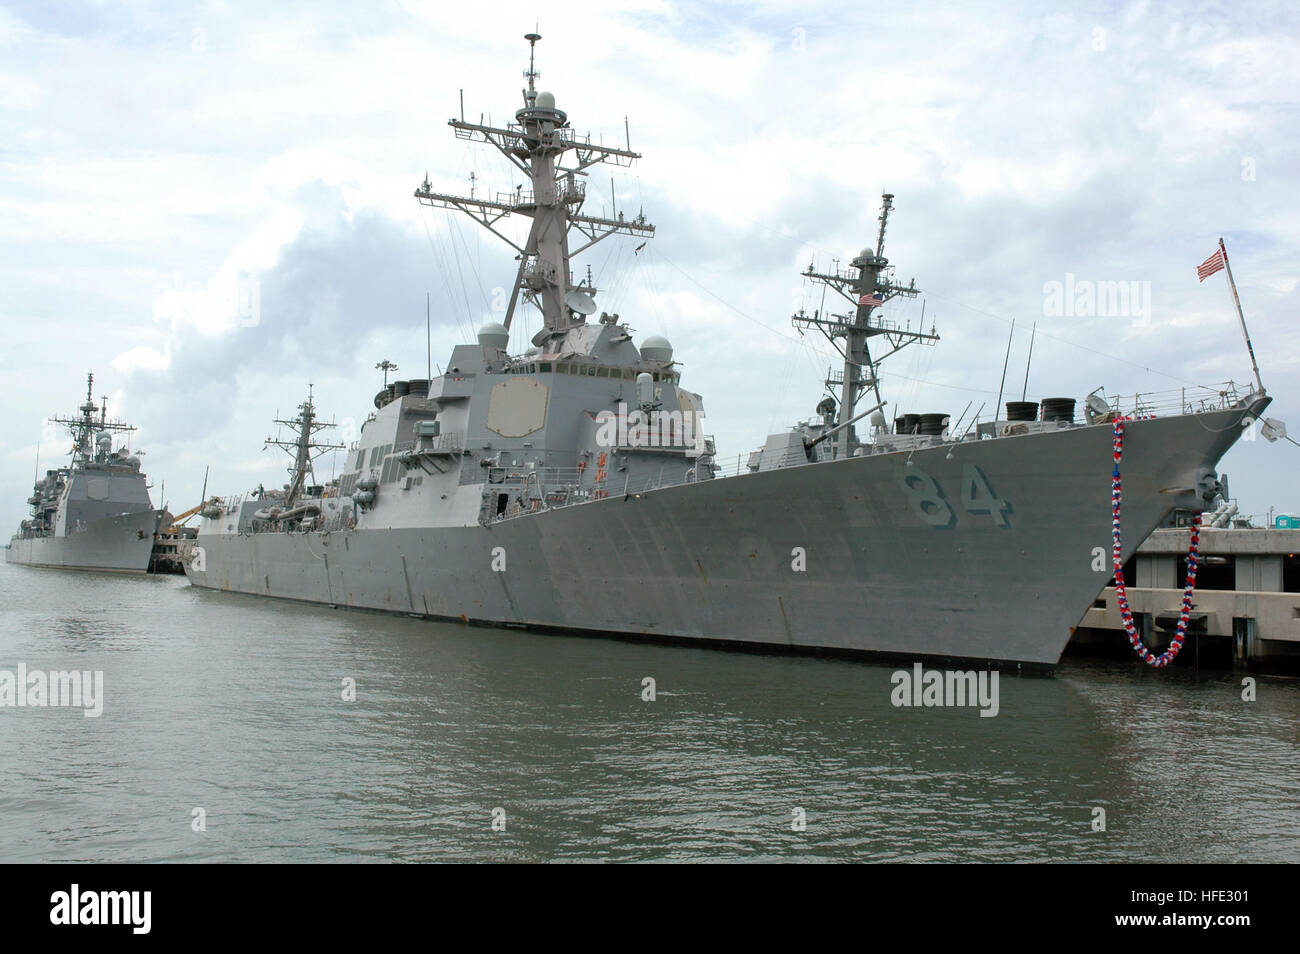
[858,292,883,308]
[1197,247,1226,282]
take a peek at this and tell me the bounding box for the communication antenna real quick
[790,193,934,459]
[264,385,345,507]
[415,31,654,340]
[523,31,541,94]
[1021,321,1037,401]
[565,289,597,315]
[995,320,1015,422]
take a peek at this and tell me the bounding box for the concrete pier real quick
[1070,526,1300,672]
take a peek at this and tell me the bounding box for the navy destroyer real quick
[182,34,1269,667]
[6,373,164,573]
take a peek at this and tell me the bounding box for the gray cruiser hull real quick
[183,405,1258,667]
[6,509,162,573]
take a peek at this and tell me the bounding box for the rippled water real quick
[0,560,1296,862]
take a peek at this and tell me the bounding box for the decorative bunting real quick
[1110,416,1202,667]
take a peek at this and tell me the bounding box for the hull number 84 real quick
[897,464,1010,528]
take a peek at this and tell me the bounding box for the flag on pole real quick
[858,292,883,308]
[1197,247,1226,282]
[1200,237,1265,394]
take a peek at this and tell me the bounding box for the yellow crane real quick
[163,465,209,534]
[165,503,204,534]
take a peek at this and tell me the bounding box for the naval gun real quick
[802,401,887,458]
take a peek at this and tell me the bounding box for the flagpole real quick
[1219,237,1264,395]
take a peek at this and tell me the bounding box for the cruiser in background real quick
[5,373,163,573]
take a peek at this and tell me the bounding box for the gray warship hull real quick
[6,508,163,573]
[183,403,1260,667]
[182,43,1268,669]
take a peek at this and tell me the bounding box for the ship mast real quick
[793,194,938,458]
[264,386,345,507]
[415,32,655,343]
[49,372,136,466]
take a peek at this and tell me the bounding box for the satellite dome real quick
[477,321,509,351]
[858,247,873,259]
[536,91,556,110]
[870,411,887,428]
[640,335,673,363]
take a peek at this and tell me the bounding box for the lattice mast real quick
[415,33,655,337]
[48,372,137,466]
[265,386,345,507]
[793,194,938,458]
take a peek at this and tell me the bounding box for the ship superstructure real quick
[182,35,1268,668]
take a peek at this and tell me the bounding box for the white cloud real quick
[112,345,170,373]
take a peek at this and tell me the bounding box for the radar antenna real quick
[415,32,655,343]
[48,371,137,466]
[792,194,939,458]
[264,385,345,507]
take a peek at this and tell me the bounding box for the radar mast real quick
[265,386,345,507]
[48,372,137,466]
[793,194,939,458]
[415,32,655,345]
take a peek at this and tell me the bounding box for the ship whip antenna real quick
[1021,320,1036,401]
[994,319,1015,427]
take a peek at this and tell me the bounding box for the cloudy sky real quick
[2,0,1298,531]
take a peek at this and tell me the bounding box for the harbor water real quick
[1,560,1296,863]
